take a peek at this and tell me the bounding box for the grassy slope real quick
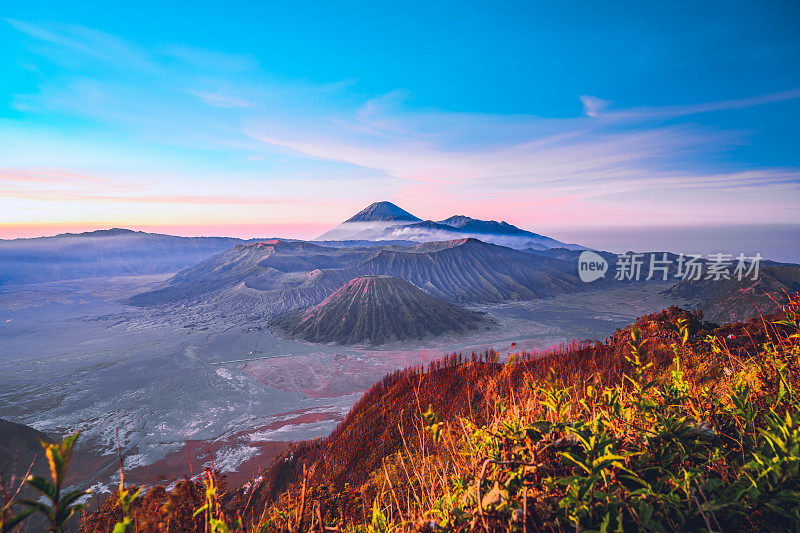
[81,300,800,532]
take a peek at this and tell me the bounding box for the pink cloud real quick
[0,188,297,205]
[0,167,111,184]
[0,222,332,240]
[0,166,337,207]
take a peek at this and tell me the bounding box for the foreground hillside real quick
[70,296,800,532]
[4,297,797,531]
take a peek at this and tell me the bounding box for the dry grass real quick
[65,301,798,533]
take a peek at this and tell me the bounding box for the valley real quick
[0,271,683,496]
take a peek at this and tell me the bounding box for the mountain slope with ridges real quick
[271,275,490,344]
[346,238,582,303]
[129,238,588,323]
[128,239,376,310]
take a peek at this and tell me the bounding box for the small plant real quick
[422,406,443,443]
[19,432,92,532]
[193,468,239,533]
[666,317,691,402]
[112,469,141,532]
[367,496,396,533]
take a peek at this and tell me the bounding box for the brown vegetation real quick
[25,301,789,532]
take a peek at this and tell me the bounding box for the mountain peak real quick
[345,202,421,223]
[438,215,473,228]
[437,216,533,236]
[54,228,139,238]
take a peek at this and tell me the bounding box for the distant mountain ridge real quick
[664,264,800,324]
[271,275,490,345]
[0,229,255,285]
[129,237,587,322]
[315,201,583,251]
[439,215,542,236]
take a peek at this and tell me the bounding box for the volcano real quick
[314,201,582,250]
[316,201,421,241]
[344,201,421,223]
[271,275,490,345]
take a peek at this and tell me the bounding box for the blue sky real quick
[1,0,799,240]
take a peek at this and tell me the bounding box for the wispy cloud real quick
[580,96,610,118]
[6,18,154,72]
[4,19,800,232]
[584,89,800,121]
[0,167,110,184]
[191,91,255,108]
[0,188,294,205]
[244,87,800,226]
[246,91,799,200]
[0,166,333,206]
